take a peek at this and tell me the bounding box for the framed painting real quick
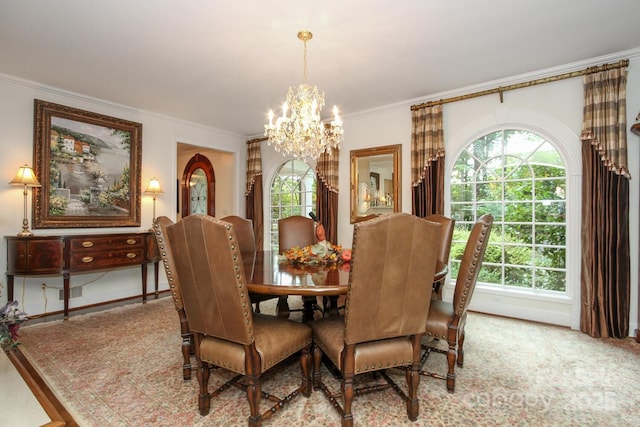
[32,99,142,228]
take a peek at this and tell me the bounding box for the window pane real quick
[535,225,565,246]
[270,160,316,251]
[504,224,532,244]
[504,202,532,222]
[450,129,567,294]
[535,269,566,292]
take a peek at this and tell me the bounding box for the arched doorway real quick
[181,153,215,217]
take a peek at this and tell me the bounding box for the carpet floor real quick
[17,297,640,426]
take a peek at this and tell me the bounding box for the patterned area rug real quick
[18,297,640,426]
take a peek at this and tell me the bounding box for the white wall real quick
[0,75,245,317]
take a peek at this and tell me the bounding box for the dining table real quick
[242,250,448,321]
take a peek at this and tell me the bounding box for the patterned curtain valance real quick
[411,105,445,186]
[245,139,263,196]
[580,67,630,178]
[316,149,339,193]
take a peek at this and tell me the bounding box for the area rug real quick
[17,297,640,426]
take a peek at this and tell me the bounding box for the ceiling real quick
[2,1,640,138]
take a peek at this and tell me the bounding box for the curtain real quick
[580,66,630,338]
[245,139,264,251]
[411,105,445,217]
[316,149,339,244]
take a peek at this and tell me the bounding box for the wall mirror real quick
[350,144,401,223]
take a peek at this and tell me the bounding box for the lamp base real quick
[17,230,34,237]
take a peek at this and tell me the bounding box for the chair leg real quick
[312,345,323,389]
[457,331,465,367]
[300,345,312,397]
[197,361,211,415]
[181,333,192,380]
[405,364,420,421]
[341,371,354,427]
[246,373,261,427]
[446,338,457,394]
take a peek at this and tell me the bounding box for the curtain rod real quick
[410,59,629,111]
[247,137,268,144]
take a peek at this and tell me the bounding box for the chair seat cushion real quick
[311,317,414,374]
[200,313,311,374]
[425,299,454,340]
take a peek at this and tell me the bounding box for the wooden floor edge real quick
[6,347,78,427]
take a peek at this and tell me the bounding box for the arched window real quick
[269,160,316,252]
[450,129,567,292]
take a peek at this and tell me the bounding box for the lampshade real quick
[144,177,164,194]
[9,164,41,187]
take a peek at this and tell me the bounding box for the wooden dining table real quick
[242,251,448,321]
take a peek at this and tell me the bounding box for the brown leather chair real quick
[221,215,257,253]
[166,215,312,425]
[421,213,493,393]
[424,214,455,300]
[311,213,442,426]
[277,215,317,318]
[277,215,315,254]
[222,215,276,314]
[153,216,193,380]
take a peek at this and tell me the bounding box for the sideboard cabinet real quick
[6,232,159,319]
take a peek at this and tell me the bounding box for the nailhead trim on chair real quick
[154,224,182,308]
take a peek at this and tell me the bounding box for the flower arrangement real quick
[282,241,345,266]
[1,300,28,352]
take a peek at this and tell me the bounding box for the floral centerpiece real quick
[1,300,28,352]
[282,241,345,265]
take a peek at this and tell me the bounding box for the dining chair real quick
[277,215,317,318]
[221,215,257,253]
[222,215,277,313]
[278,215,315,253]
[153,215,193,380]
[420,213,493,393]
[166,215,313,425]
[424,214,455,300]
[311,212,442,426]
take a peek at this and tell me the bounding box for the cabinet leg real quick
[63,273,70,320]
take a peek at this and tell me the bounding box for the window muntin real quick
[450,129,567,292]
[269,160,316,252]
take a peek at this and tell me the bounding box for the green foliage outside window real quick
[450,129,567,292]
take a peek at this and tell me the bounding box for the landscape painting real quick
[33,100,142,228]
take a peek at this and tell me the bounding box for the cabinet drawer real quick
[69,235,144,252]
[69,248,145,271]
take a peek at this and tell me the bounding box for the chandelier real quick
[265,30,343,162]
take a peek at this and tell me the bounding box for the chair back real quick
[452,214,493,317]
[278,215,315,254]
[424,214,455,265]
[344,212,442,345]
[167,215,255,345]
[221,215,257,254]
[153,216,184,311]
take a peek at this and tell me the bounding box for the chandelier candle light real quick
[265,30,344,162]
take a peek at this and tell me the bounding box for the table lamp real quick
[144,177,164,225]
[9,164,42,237]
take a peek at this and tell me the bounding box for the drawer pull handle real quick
[126,239,136,245]
[82,241,94,248]
[126,253,137,259]
[82,256,94,263]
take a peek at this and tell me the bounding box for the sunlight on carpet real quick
[17,296,640,427]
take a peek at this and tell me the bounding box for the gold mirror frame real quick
[350,144,401,223]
